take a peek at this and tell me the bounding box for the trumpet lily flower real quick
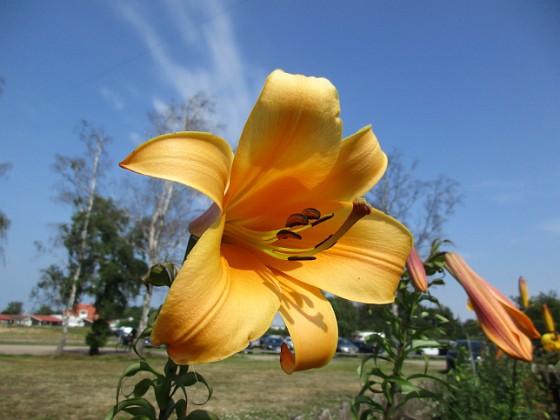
[444,253,540,361]
[518,276,529,309]
[406,246,428,293]
[121,70,412,373]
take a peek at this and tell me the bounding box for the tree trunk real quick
[56,140,102,354]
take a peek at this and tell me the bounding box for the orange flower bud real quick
[518,276,529,309]
[406,246,428,293]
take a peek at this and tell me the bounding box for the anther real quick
[276,229,302,240]
[285,213,309,228]
[288,256,317,261]
[311,213,334,227]
[301,208,321,220]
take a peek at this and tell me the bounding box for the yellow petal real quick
[444,253,535,361]
[151,215,281,364]
[275,271,338,373]
[225,70,342,217]
[120,132,233,210]
[262,205,412,303]
[541,333,560,352]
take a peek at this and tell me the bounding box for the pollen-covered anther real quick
[276,229,302,240]
[301,208,321,220]
[285,213,309,228]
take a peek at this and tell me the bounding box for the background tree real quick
[366,150,462,251]
[524,290,560,335]
[328,296,359,337]
[1,301,23,315]
[32,195,146,354]
[0,162,12,261]
[125,93,223,354]
[33,121,110,353]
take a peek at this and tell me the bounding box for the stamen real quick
[288,256,317,261]
[301,208,321,220]
[314,235,334,249]
[276,229,302,240]
[311,213,334,227]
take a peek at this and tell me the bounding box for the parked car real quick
[283,336,294,351]
[337,337,359,354]
[446,339,486,370]
[261,335,284,353]
[350,339,374,353]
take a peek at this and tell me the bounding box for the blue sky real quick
[1,0,559,321]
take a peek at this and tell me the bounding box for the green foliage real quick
[440,349,550,418]
[353,239,449,418]
[328,296,359,337]
[1,300,23,315]
[32,195,147,320]
[525,290,560,334]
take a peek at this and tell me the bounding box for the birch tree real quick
[127,93,223,353]
[0,162,12,261]
[52,121,110,354]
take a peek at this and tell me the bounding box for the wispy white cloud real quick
[116,0,259,145]
[538,217,560,235]
[100,87,125,110]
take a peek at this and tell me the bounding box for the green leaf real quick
[123,361,163,379]
[185,410,219,419]
[132,378,153,398]
[107,398,156,420]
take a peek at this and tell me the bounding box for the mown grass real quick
[0,325,91,344]
[0,350,445,419]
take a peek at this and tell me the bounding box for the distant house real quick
[31,315,63,326]
[0,314,14,326]
[58,302,98,327]
[0,302,98,328]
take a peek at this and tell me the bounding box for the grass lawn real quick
[0,351,445,419]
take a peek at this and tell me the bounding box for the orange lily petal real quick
[444,253,536,361]
[120,132,233,210]
[151,215,282,364]
[275,271,338,374]
[263,204,412,303]
[225,70,342,218]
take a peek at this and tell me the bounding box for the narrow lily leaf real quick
[108,398,156,420]
[185,410,220,419]
[123,361,163,379]
[132,378,153,398]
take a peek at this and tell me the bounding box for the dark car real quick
[446,339,486,370]
[261,335,284,353]
[351,339,375,353]
[337,337,359,354]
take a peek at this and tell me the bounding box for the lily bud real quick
[406,246,428,293]
[542,303,555,333]
[518,276,529,309]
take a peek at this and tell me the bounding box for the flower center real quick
[224,199,372,261]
